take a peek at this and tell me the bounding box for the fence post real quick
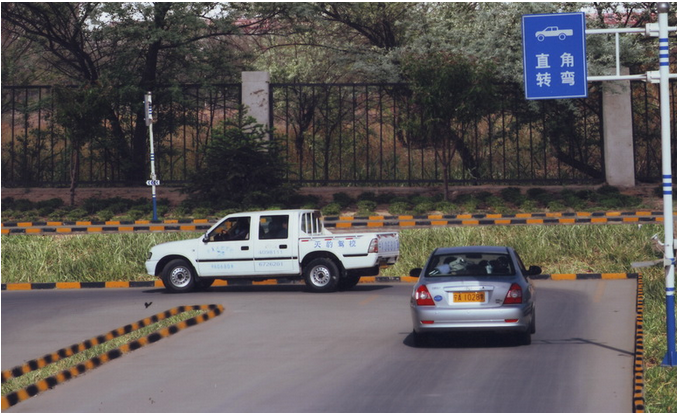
[602,66,635,187]
[242,71,270,138]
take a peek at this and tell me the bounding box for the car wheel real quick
[303,258,340,292]
[162,259,196,293]
[529,310,536,334]
[412,330,429,347]
[517,331,532,345]
[338,275,361,291]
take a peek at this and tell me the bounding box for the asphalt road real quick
[1,280,637,413]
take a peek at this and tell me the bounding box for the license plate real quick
[453,291,485,303]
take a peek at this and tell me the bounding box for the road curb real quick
[1,273,640,291]
[633,274,646,412]
[0,304,224,410]
[0,210,667,235]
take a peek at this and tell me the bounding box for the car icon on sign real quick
[535,26,573,41]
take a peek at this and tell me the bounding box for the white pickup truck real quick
[145,209,400,293]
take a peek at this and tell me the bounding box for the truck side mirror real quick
[409,268,422,278]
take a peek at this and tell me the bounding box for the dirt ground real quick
[0,184,663,209]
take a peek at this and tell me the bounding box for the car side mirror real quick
[409,268,422,278]
[527,265,542,276]
[202,233,210,243]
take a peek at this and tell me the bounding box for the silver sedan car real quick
[410,246,540,346]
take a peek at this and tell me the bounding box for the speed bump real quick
[1,304,224,410]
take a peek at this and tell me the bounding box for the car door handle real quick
[279,244,288,249]
[241,246,249,251]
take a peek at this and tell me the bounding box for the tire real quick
[303,258,340,292]
[195,277,215,291]
[517,330,532,346]
[412,330,429,347]
[162,259,196,293]
[338,275,361,291]
[529,310,536,334]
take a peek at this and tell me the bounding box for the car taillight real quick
[415,285,435,306]
[504,283,523,304]
[368,239,378,253]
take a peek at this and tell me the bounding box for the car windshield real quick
[425,252,515,277]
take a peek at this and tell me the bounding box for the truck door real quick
[196,216,255,276]
[254,214,299,274]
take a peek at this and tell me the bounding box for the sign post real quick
[144,92,159,221]
[522,5,676,367]
[522,12,588,100]
[656,2,677,367]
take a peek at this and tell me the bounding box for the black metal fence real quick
[2,81,674,188]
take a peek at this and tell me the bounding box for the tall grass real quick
[1,233,195,283]
[383,224,661,276]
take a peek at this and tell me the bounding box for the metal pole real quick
[658,2,677,367]
[145,92,158,221]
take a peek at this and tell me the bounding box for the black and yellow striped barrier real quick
[633,274,646,413]
[1,273,639,292]
[0,211,668,235]
[0,218,213,235]
[324,211,665,230]
[0,304,224,410]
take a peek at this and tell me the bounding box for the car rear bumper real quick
[411,304,533,333]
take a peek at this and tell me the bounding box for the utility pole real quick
[144,92,159,221]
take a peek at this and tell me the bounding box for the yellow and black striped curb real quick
[0,210,668,235]
[0,218,212,235]
[1,304,224,410]
[324,211,665,229]
[633,274,645,413]
[1,273,639,291]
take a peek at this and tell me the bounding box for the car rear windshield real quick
[425,252,515,277]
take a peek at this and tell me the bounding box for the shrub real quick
[357,192,377,202]
[500,187,525,206]
[597,185,620,196]
[332,192,355,208]
[183,115,289,208]
[413,201,435,215]
[375,193,396,204]
[356,200,377,215]
[547,200,566,212]
[321,203,342,216]
[96,209,114,221]
[434,201,458,214]
[66,208,88,220]
[388,202,411,215]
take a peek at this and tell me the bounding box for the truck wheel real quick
[162,259,196,293]
[338,275,361,291]
[303,258,340,292]
[195,277,215,291]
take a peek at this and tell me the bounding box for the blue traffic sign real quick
[522,13,588,100]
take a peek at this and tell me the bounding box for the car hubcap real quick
[169,266,191,288]
[310,266,331,286]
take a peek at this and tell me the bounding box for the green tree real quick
[401,51,498,200]
[1,2,274,184]
[53,84,111,205]
[183,115,288,209]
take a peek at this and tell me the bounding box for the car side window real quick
[210,217,250,242]
[260,215,289,240]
